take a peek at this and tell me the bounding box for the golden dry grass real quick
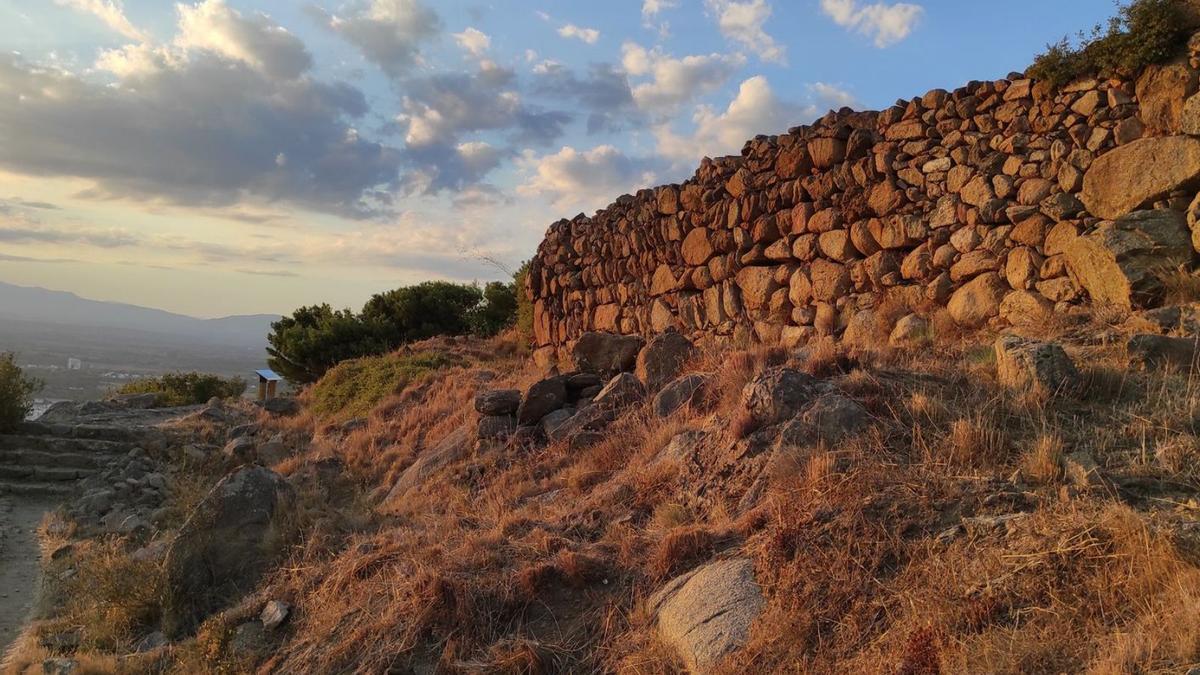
[32,312,1200,674]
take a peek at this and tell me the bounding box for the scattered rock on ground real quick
[994,336,1080,395]
[571,332,645,376]
[475,389,521,416]
[162,466,295,638]
[1128,333,1200,370]
[635,330,697,391]
[647,558,765,674]
[741,368,823,426]
[653,374,710,418]
[517,376,568,426]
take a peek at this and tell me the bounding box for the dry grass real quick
[37,313,1200,673]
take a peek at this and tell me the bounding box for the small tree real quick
[362,281,483,346]
[0,353,42,431]
[468,280,519,337]
[267,304,389,384]
[513,260,534,347]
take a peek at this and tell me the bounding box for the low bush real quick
[307,351,458,421]
[0,352,42,431]
[1027,0,1191,86]
[115,371,246,406]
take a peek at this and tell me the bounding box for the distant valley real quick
[0,281,279,399]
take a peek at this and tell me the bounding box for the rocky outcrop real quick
[162,466,294,638]
[647,558,765,674]
[1064,210,1192,308]
[1080,137,1200,219]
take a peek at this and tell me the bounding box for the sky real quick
[0,0,1117,318]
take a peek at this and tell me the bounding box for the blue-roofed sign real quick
[255,369,282,381]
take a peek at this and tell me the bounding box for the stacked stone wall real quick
[529,40,1200,359]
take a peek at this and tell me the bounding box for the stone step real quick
[0,479,75,497]
[0,435,132,455]
[14,422,148,443]
[0,449,119,470]
[0,464,93,482]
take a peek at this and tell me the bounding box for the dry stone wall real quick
[529,37,1200,360]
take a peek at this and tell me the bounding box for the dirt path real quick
[0,496,51,658]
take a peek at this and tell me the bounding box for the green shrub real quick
[0,353,41,431]
[513,260,534,348]
[307,351,458,421]
[1028,0,1191,87]
[268,304,389,384]
[269,279,522,384]
[115,372,246,406]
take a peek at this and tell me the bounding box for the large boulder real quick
[1128,334,1200,370]
[653,374,710,418]
[635,331,697,391]
[994,336,1080,395]
[795,393,871,445]
[592,373,647,409]
[1080,136,1200,219]
[385,426,473,502]
[475,389,520,416]
[947,272,1008,328]
[741,368,823,426]
[516,376,568,426]
[571,332,644,376]
[647,558,765,674]
[1064,210,1192,309]
[162,467,294,638]
[1136,59,1199,135]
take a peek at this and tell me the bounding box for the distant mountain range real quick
[0,281,279,348]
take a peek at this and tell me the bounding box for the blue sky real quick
[0,0,1115,317]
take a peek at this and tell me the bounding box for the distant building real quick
[67,357,82,370]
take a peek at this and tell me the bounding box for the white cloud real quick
[557,24,600,44]
[312,0,440,79]
[452,27,490,58]
[705,0,785,64]
[0,0,402,221]
[54,0,148,42]
[809,81,858,109]
[518,145,658,211]
[621,43,746,113]
[654,75,804,162]
[820,0,923,48]
[642,0,679,18]
[174,0,312,79]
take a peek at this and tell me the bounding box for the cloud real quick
[0,3,402,219]
[54,0,148,42]
[809,81,858,109]
[236,268,299,277]
[452,27,490,58]
[557,24,600,44]
[518,145,660,212]
[705,0,785,64]
[0,253,81,264]
[174,0,312,79]
[642,0,679,18]
[393,63,570,193]
[820,0,923,48]
[311,0,440,79]
[654,75,805,162]
[621,43,746,114]
[0,223,140,248]
[399,62,572,148]
[532,62,636,133]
